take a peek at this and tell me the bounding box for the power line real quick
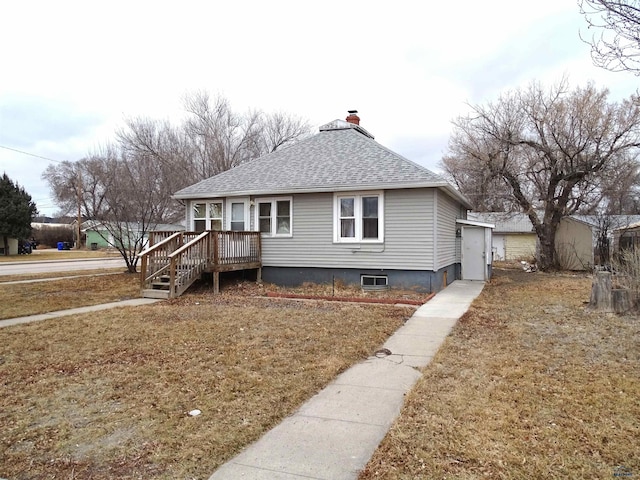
[0,144,67,163]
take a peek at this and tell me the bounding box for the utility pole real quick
[76,170,82,249]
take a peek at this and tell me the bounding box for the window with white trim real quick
[255,197,292,237]
[334,192,384,242]
[361,274,388,289]
[193,201,223,232]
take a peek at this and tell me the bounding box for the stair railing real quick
[138,232,184,291]
[167,231,210,297]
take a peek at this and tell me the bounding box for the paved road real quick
[0,257,127,276]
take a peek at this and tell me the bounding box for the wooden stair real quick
[138,230,262,299]
[141,275,172,299]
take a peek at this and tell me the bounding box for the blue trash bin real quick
[57,241,64,251]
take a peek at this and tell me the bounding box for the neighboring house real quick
[83,221,184,249]
[470,212,595,270]
[469,213,537,261]
[613,220,640,252]
[0,237,19,255]
[173,111,490,291]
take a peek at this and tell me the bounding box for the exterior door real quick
[226,198,250,259]
[227,199,249,231]
[462,226,486,281]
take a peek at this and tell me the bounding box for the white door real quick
[462,226,486,281]
[227,199,249,231]
[226,198,250,260]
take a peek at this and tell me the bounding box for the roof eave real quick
[173,182,472,207]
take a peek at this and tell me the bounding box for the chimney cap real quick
[346,110,360,125]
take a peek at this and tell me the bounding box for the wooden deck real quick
[139,230,261,298]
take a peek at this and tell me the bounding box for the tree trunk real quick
[589,271,613,312]
[2,236,8,256]
[612,288,633,314]
[537,228,558,271]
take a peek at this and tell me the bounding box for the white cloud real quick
[0,0,638,215]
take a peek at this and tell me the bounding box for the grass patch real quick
[0,292,410,479]
[0,268,125,283]
[0,249,119,263]
[0,273,139,320]
[360,268,640,479]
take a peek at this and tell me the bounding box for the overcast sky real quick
[0,0,637,216]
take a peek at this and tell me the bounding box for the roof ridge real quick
[319,119,375,139]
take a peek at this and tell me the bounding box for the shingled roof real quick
[174,119,471,208]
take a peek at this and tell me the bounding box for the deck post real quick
[169,256,177,299]
[213,271,219,294]
[140,252,148,290]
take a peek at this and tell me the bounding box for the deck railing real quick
[139,230,262,297]
[213,231,262,268]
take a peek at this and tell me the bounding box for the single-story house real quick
[614,220,640,252]
[469,212,595,270]
[173,111,492,292]
[83,221,184,249]
[468,212,537,261]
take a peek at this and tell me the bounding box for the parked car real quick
[18,241,32,254]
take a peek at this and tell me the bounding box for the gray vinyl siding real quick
[261,188,436,271]
[436,190,461,270]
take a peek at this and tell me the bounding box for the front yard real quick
[360,268,640,479]
[2,268,638,479]
[0,288,411,479]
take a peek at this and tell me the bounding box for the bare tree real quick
[182,91,311,178]
[261,111,312,153]
[442,80,640,270]
[441,152,517,212]
[116,116,194,218]
[598,160,640,213]
[183,92,263,178]
[579,0,640,74]
[42,143,181,273]
[43,92,312,271]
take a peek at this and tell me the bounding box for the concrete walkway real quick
[0,298,161,328]
[209,280,486,480]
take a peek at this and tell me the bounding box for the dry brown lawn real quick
[0,268,125,284]
[360,268,640,479]
[0,249,119,263]
[0,290,411,479]
[0,273,139,320]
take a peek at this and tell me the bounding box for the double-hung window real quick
[193,201,223,232]
[334,192,383,243]
[256,197,292,237]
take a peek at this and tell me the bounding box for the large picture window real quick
[192,201,223,232]
[255,197,292,237]
[334,192,384,243]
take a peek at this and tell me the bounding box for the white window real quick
[361,274,388,289]
[255,197,292,237]
[192,201,223,232]
[333,192,384,243]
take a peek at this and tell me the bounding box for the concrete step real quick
[141,289,170,299]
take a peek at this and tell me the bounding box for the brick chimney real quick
[346,110,360,125]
